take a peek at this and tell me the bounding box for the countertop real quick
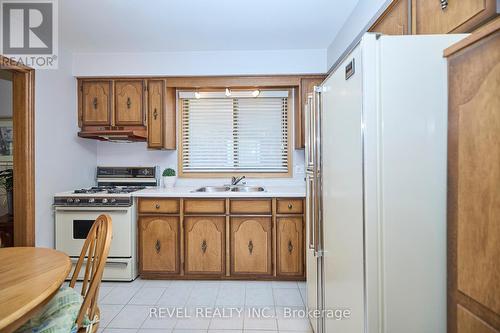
[133,185,305,198]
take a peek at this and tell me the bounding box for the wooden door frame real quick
[1,55,35,246]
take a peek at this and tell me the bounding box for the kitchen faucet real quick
[231,176,246,186]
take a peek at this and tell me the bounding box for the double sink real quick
[194,185,265,193]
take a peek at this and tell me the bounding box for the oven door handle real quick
[70,258,129,267]
[54,206,131,212]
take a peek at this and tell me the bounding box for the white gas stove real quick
[54,166,159,281]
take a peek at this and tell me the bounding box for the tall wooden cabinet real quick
[445,18,500,333]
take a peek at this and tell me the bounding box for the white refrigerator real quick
[305,33,465,333]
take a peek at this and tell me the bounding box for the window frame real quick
[177,88,293,178]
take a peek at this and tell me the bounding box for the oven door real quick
[55,206,133,258]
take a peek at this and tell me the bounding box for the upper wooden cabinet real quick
[413,0,499,34]
[147,80,176,149]
[296,77,325,149]
[446,19,500,333]
[80,81,112,126]
[114,80,146,126]
[370,0,409,35]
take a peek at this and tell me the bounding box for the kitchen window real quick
[179,89,291,176]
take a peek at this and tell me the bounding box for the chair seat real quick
[15,287,83,333]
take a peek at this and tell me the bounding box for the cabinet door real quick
[139,216,179,274]
[184,216,225,275]
[447,24,500,332]
[297,78,324,149]
[147,80,164,148]
[369,0,409,35]
[80,81,112,126]
[231,217,272,276]
[414,0,498,34]
[277,217,304,277]
[115,80,146,126]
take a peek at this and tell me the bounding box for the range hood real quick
[78,129,147,142]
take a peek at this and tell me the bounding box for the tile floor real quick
[92,278,312,333]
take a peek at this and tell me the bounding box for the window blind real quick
[180,90,289,174]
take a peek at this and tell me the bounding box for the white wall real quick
[35,48,97,247]
[72,49,327,76]
[327,0,389,70]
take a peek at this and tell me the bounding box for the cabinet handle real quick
[201,239,207,254]
[440,0,448,10]
[93,97,98,109]
[288,203,293,210]
[248,240,254,254]
[126,97,131,109]
[153,108,158,120]
[155,240,161,253]
[288,240,294,254]
[155,204,160,209]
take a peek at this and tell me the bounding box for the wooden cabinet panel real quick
[231,217,272,276]
[296,78,324,149]
[277,217,303,276]
[80,81,112,126]
[414,0,498,34]
[138,198,179,214]
[184,216,225,275]
[139,216,179,274]
[184,199,226,214]
[447,20,500,332]
[458,306,500,333]
[230,199,272,214]
[147,80,164,148]
[370,0,409,35]
[277,198,303,214]
[115,80,145,126]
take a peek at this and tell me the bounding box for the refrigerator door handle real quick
[306,174,315,250]
[313,86,322,256]
[305,93,314,169]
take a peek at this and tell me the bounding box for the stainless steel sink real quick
[193,186,231,192]
[193,185,266,193]
[231,186,266,192]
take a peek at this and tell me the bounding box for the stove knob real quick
[74,198,80,203]
[88,198,95,203]
[102,198,108,204]
[142,169,149,175]
[110,198,116,203]
[66,198,74,203]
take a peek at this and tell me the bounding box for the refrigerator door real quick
[320,45,366,333]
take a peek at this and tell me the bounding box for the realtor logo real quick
[0,0,58,69]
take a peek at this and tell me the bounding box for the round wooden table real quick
[0,247,72,332]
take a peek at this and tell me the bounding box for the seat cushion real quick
[15,286,83,333]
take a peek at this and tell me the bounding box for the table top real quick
[0,247,72,331]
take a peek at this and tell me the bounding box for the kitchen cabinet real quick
[230,217,272,276]
[147,80,176,150]
[276,216,303,277]
[414,0,499,34]
[369,0,409,35]
[138,216,180,274]
[137,197,305,280]
[296,78,325,149]
[445,18,500,333]
[114,80,146,126]
[184,216,226,275]
[80,80,112,126]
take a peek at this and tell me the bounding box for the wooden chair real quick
[69,214,112,333]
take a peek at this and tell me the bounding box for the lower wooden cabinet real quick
[184,216,225,275]
[276,217,304,277]
[230,217,272,276]
[138,216,180,274]
[138,197,305,280]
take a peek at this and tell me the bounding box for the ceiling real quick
[60,0,359,53]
